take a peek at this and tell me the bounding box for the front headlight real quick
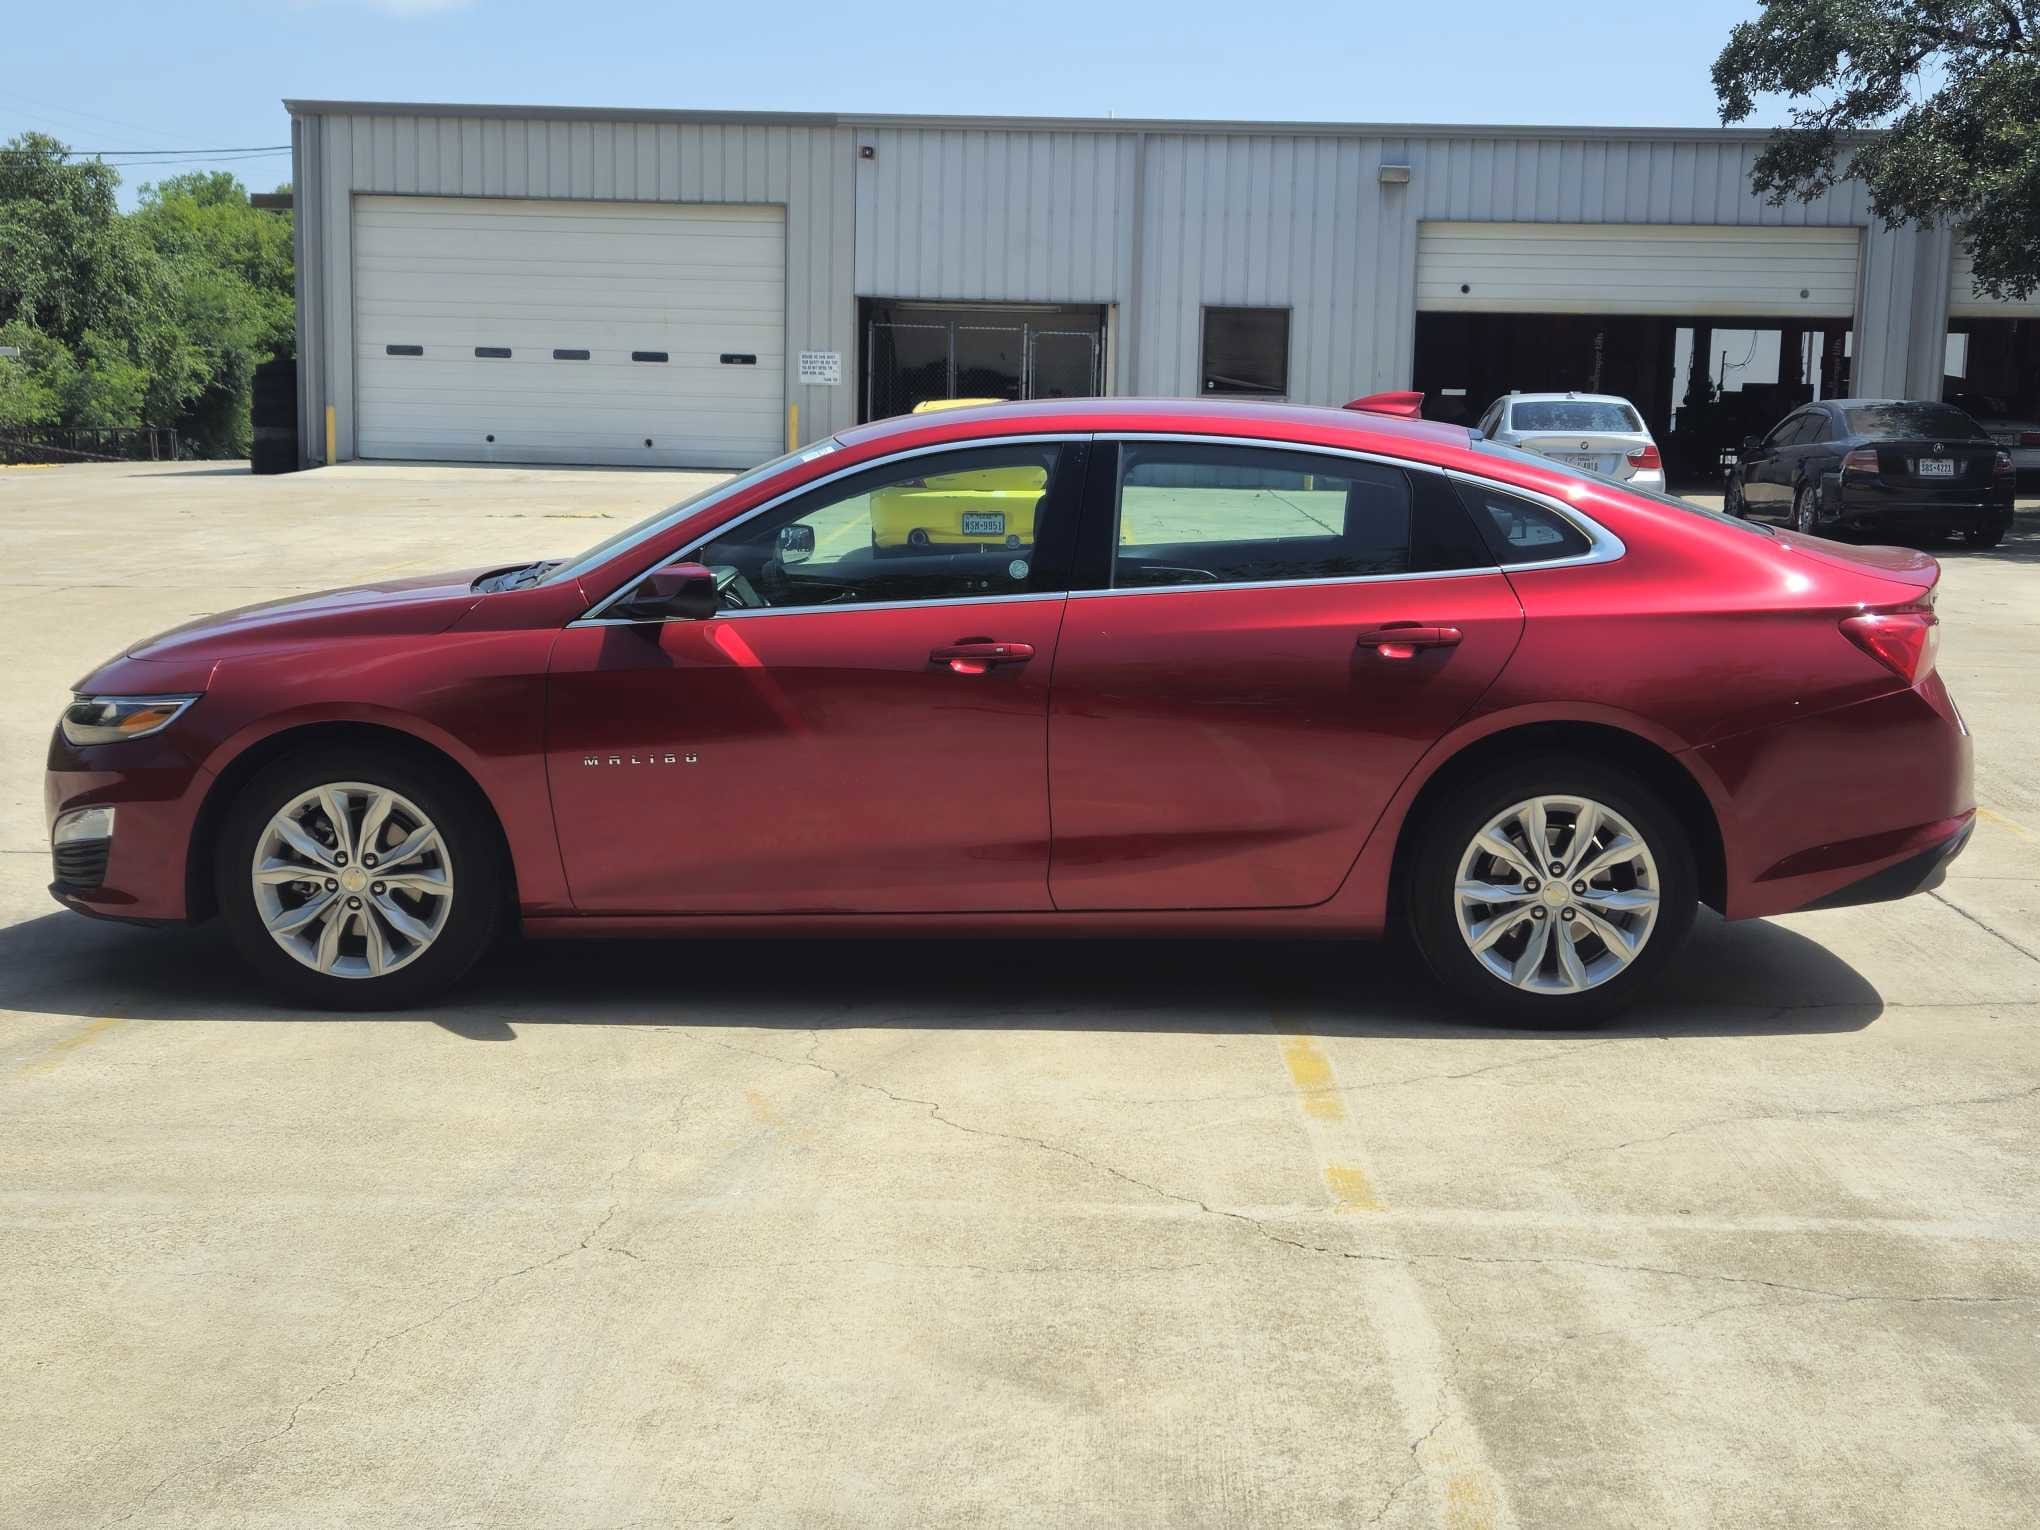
[60,694,199,747]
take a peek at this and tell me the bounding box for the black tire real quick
[1792,484,1819,535]
[1965,523,2006,549]
[1723,474,1746,517]
[214,745,504,1010]
[1405,754,1698,1028]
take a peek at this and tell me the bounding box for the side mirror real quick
[777,523,816,566]
[1741,435,1762,454]
[617,561,720,623]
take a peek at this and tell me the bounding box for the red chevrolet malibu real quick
[46,397,1972,1023]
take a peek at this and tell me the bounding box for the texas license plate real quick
[1559,454,1609,473]
[1917,458,1956,477]
[960,512,1006,535]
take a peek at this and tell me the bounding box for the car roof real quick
[834,396,1475,454]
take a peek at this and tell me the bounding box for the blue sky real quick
[7,0,1771,206]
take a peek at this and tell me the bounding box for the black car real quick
[1725,398,2016,547]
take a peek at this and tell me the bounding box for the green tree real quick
[133,171,295,456]
[0,132,199,443]
[1714,1,2040,300]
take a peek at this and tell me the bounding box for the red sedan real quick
[45,398,1972,1023]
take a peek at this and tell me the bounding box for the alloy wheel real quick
[250,781,455,978]
[1794,488,1817,534]
[1452,794,1661,995]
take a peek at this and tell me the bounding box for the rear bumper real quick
[1699,676,1974,920]
[1801,816,1973,911]
[1828,486,2014,531]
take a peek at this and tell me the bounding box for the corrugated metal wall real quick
[292,106,1959,465]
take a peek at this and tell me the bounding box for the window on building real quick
[1200,308,1290,398]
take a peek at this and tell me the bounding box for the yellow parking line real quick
[19,1016,123,1076]
[1278,1034,1347,1121]
[1978,806,2033,841]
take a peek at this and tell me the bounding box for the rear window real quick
[1843,404,1986,439]
[1467,440,1774,538]
[1509,400,1642,434]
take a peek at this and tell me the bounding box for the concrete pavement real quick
[3,461,2039,1528]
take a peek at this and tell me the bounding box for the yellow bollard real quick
[324,404,336,465]
[786,402,799,453]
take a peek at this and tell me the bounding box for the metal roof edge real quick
[281,99,1846,144]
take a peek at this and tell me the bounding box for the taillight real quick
[2020,432,2040,447]
[1626,442,1662,471]
[1841,447,1880,477]
[1840,607,1939,684]
[1994,450,2016,479]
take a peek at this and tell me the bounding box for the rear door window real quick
[1111,443,1412,588]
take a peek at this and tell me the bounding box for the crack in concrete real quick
[1534,1081,2040,1169]
[1930,888,2040,965]
[102,1166,641,1527]
[658,1026,2028,1312]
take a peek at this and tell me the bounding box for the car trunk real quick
[1858,439,2000,502]
[1776,528,1942,594]
[1514,433,1643,480]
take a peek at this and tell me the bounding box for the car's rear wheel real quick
[1792,484,1819,535]
[1407,757,1697,1027]
[1965,523,2006,548]
[215,746,503,1009]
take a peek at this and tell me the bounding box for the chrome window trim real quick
[571,590,1069,627]
[576,433,1089,622]
[1073,433,1624,599]
[1438,468,1627,571]
[573,428,1627,625]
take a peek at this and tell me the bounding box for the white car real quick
[1474,392,1665,488]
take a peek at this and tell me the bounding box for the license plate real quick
[1558,454,1610,473]
[1916,458,1956,477]
[960,511,1006,535]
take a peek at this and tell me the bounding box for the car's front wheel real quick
[215,746,503,1009]
[1406,757,1697,1026]
[1723,474,1746,517]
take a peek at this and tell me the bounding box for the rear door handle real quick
[930,640,1036,675]
[1353,624,1464,659]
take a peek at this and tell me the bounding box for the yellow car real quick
[870,400,1046,549]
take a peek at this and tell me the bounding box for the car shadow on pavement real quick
[0,906,1882,1042]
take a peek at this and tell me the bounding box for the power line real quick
[0,92,192,146]
[0,145,292,156]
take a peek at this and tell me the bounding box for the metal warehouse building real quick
[285,99,2040,480]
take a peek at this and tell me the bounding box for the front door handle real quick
[1353,624,1464,659]
[930,640,1037,675]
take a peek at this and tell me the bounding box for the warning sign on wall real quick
[797,351,842,386]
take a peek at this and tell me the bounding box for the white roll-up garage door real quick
[353,196,785,468]
[1949,248,2040,317]
[1417,222,1861,318]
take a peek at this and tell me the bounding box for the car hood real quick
[124,570,489,662]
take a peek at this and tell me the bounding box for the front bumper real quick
[45,726,213,924]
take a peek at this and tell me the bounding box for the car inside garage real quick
[1412,222,1858,487]
[1943,247,2040,488]
[351,195,787,469]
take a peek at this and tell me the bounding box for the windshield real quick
[1842,404,1985,440]
[542,441,841,586]
[1509,400,1642,434]
[1468,439,1773,536]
